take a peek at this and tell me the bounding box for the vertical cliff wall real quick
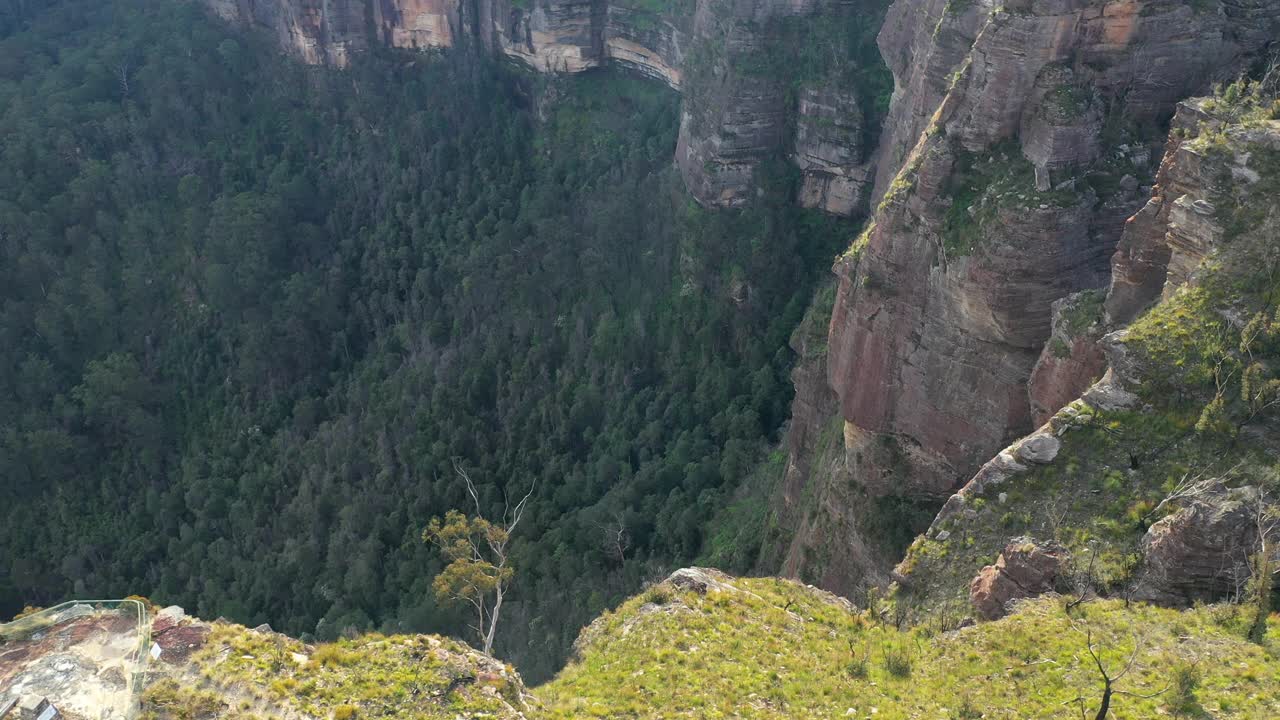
[197,0,889,215]
[770,0,1280,590]
[893,96,1280,609]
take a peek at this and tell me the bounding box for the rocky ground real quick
[0,603,146,720]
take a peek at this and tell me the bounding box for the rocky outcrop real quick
[1105,98,1228,323]
[207,0,687,80]
[2,601,532,719]
[676,0,889,209]
[794,87,875,215]
[1137,483,1264,604]
[823,0,1279,506]
[0,603,146,720]
[894,98,1280,611]
[1027,290,1107,425]
[765,283,898,597]
[969,538,1068,619]
[205,0,369,66]
[200,0,888,214]
[148,606,531,719]
[870,0,987,202]
[674,0,789,208]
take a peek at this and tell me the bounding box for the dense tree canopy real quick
[0,0,855,679]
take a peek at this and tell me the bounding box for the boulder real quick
[665,567,738,595]
[1015,434,1061,464]
[970,538,1068,620]
[1137,483,1262,604]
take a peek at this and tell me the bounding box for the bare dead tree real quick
[1046,495,1070,544]
[595,513,631,570]
[1065,544,1101,613]
[1138,465,1235,530]
[1076,629,1166,720]
[116,60,132,98]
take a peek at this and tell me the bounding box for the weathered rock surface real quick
[1105,98,1227,323]
[666,566,740,594]
[824,0,1278,506]
[794,87,875,215]
[896,101,1280,612]
[1137,483,1264,604]
[765,285,896,597]
[200,0,887,214]
[674,0,789,208]
[969,538,1068,619]
[1027,290,1107,426]
[870,0,987,202]
[1,604,148,720]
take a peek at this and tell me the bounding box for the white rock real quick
[157,606,186,620]
[1016,434,1061,464]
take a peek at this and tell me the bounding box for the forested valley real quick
[0,0,857,678]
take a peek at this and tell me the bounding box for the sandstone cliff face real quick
[793,86,875,215]
[1026,289,1107,426]
[893,98,1280,611]
[1106,98,1234,323]
[1137,483,1264,604]
[205,0,369,66]
[773,0,1278,590]
[203,0,687,81]
[824,0,1278,497]
[969,538,1067,620]
[677,0,888,209]
[869,0,986,201]
[198,0,887,215]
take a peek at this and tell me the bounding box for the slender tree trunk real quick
[484,586,504,656]
[1095,680,1112,720]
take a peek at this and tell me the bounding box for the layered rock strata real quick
[776,0,1278,590]
[200,0,888,213]
[969,538,1068,620]
[896,99,1280,610]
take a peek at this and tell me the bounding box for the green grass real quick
[141,624,527,719]
[537,575,1280,718]
[941,142,1083,258]
[1061,289,1105,336]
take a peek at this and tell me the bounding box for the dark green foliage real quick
[0,0,855,681]
[736,1,894,130]
[865,493,939,559]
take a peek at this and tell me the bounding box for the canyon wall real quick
[199,0,887,214]
[200,0,1280,602]
[771,0,1280,589]
[895,97,1280,609]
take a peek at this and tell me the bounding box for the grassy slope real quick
[537,573,1280,719]
[141,623,528,719]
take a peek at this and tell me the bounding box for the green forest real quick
[0,0,858,678]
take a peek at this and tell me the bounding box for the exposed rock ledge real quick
[199,0,886,214]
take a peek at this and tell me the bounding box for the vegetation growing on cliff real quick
[737,1,894,129]
[941,142,1085,258]
[0,0,856,681]
[899,108,1280,614]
